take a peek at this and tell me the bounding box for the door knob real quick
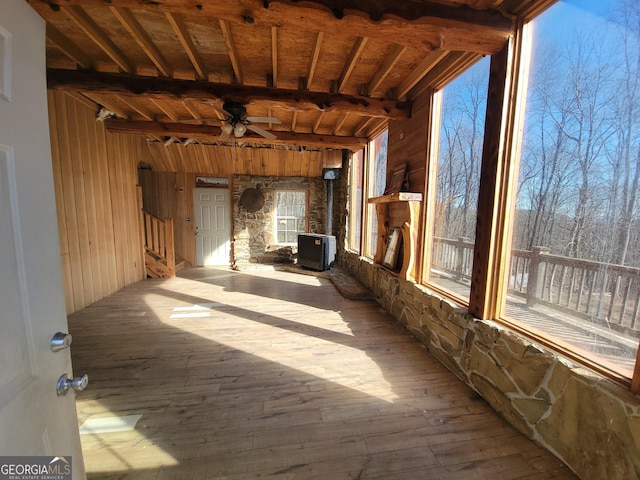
[56,373,88,396]
[51,332,72,352]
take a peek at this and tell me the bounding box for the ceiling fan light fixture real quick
[234,122,247,137]
[221,122,233,136]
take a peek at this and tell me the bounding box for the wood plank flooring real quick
[68,267,576,479]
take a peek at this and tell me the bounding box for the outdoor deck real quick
[432,277,638,376]
[69,267,576,479]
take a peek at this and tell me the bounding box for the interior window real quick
[275,190,307,244]
[503,0,640,378]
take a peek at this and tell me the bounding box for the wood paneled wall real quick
[387,93,431,194]
[138,149,342,267]
[143,142,341,176]
[48,90,145,314]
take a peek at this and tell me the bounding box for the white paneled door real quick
[0,0,85,477]
[194,188,231,266]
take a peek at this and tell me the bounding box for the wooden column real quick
[469,22,530,320]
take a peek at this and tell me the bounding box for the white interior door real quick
[194,188,231,266]
[0,1,85,476]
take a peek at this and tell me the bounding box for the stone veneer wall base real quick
[339,252,640,480]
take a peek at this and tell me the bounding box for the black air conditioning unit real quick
[297,234,336,271]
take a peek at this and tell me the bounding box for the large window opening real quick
[426,58,489,301]
[365,130,388,259]
[502,0,640,379]
[346,149,364,253]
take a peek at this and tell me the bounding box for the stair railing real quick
[143,210,175,277]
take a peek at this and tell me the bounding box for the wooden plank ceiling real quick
[28,0,543,163]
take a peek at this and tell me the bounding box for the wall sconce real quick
[174,184,184,193]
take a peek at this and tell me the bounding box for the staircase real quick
[143,211,185,278]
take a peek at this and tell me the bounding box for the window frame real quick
[415,10,639,391]
[493,18,639,391]
[419,58,490,305]
[273,189,309,245]
[363,130,388,260]
[346,148,365,254]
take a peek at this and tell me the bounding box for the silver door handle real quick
[56,373,88,396]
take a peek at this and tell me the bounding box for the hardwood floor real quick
[69,267,576,479]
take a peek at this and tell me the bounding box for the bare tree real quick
[545,38,616,258]
[609,0,640,266]
[517,48,578,251]
[435,60,488,240]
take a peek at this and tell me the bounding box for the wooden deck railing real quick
[143,210,175,277]
[431,238,640,332]
[431,236,474,282]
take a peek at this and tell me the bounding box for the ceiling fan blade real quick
[207,105,232,120]
[247,124,277,140]
[246,116,282,125]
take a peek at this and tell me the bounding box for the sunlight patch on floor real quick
[139,279,400,402]
[80,414,142,434]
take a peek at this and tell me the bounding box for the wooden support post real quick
[468,21,530,319]
[455,237,466,280]
[526,246,550,307]
[374,203,389,265]
[165,218,176,277]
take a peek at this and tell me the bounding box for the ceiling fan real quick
[218,101,281,140]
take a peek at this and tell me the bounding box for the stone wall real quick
[231,175,327,268]
[338,253,640,480]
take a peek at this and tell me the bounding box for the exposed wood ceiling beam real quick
[367,43,406,97]
[333,113,349,135]
[396,50,450,99]
[183,98,204,124]
[110,7,172,77]
[117,95,154,120]
[165,12,207,80]
[271,26,279,88]
[413,51,482,95]
[47,69,412,119]
[149,98,179,122]
[353,116,374,137]
[46,24,93,69]
[366,118,388,139]
[189,99,226,122]
[312,111,325,134]
[267,108,274,129]
[306,31,324,90]
[104,119,367,150]
[219,19,242,84]
[63,6,134,73]
[84,93,129,118]
[65,92,98,111]
[337,36,368,93]
[30,0,513,55]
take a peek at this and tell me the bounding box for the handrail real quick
[143,210,175,277]
[431,237,640,332]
